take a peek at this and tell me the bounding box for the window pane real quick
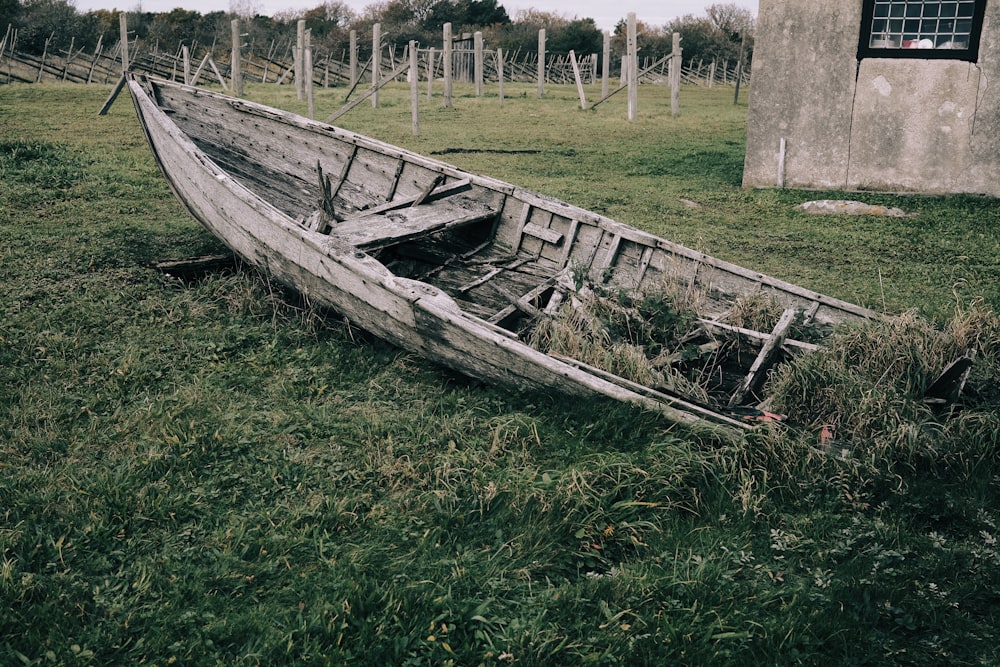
[864,0,982,56]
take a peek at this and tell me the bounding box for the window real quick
[858,0,988,61]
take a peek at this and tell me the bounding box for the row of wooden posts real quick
[6,13,750,129]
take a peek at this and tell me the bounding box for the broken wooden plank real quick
[522,222,563,245]
[98,73,128,115]
[728,307,797,407]
[924,348,976,407]
[148,254,237,280]
[458,256,531,293]
[488,276,558,324]
[698,318,819,353]
[329,195,496,250]
[357,177,470,217]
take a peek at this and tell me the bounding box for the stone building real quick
[743,0,1000,196]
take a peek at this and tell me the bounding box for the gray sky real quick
[72,0,759,31]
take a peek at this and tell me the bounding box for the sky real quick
[70,0,760,32]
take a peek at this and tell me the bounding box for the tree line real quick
[2,0,753,71]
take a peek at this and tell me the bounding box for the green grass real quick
[2,81,999,665]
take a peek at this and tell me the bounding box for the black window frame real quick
[858,0,989,62]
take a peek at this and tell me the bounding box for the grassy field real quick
[1,80,999,665]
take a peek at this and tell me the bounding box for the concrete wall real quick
[743,0,1000,197]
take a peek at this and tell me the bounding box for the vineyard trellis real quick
[0,20,750,92]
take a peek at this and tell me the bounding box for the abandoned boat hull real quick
[127,76,878,432]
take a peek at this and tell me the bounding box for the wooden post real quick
[443,23,452,108]
[409,40,419,136]
[182,45,190,84]
[372,22,381,108]
[87,35,103,84]
[426,46,434,99]
[36,33,51,82]
[295,20,305,100]
[473,31,483,96]
[497,47,504,108]
[734,32,746,105]
[305,29,314,118]
[569,50,586,110]
[536,29,545,98]
[777,137,786,187]
[601,32,610,99]
[119,13,129,75]
[349,29,357,88]
[671,32,681,117]
[626,13,637,121]
[231,19,243,97]
[708,60,716,88]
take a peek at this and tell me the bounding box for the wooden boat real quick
[127,75,878,434]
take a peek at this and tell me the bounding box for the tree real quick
[1,0,20,36]
[547,18,601,56]
[706,2,755,38]
[14,0,80,53]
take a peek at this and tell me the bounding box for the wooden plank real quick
[98,73,128,115]
[329,195,496,250]
[458,257,530,293]
[728,307,797,407]
[548,353,751,429]
[385,157,406,201]
[358,177,470,215]
[635,245,653,285]
[924,349,976,407]
[488,276,558,324]
[512,203,532,254]
[522,222,563,245]
[558,219,580,268]
[596,232,622,280]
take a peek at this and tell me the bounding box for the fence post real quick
[474,31,483,96]
[409,40,419,136]
[119,13,129,76]
[443,23,452,108]
[349,29,357,88]
[626,13,637,121]
[497,47,504,107]
[305,29,314,118]
[231,19,243,97]
[733,31,746,105]
[570,50,586,110]
[372,23,380,108]
[537,29,545,98]
[295,20,304,99]
[601,31,610,98]
[426,46,434,99]
[671,32,681,116]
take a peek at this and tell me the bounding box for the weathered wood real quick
[329,195,496,250]
[522,222,563,245]
[98,73,128,115]
[728,308,798,407]
[126,76,881,436]
[569,50,586,109]
[924,349,976,407]
[149,254,236,279]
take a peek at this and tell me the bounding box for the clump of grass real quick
[528,278,712,401]
[767,301,1000,475]
[726,292,784,332]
